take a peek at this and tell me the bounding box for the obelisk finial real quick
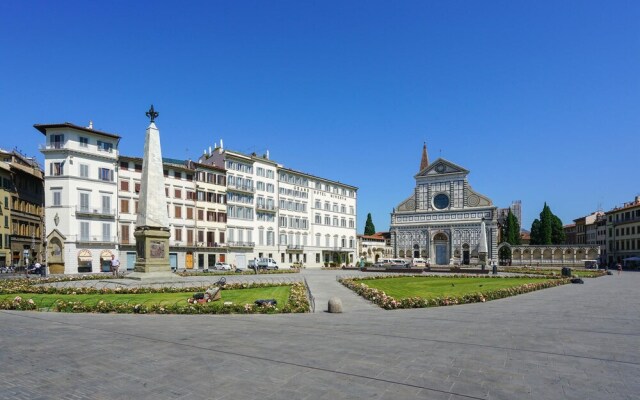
[145,104,159,123]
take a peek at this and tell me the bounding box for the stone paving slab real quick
[1,271,639,399]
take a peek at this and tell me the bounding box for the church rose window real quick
[433,193,449,210]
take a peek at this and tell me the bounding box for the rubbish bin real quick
[492,264,498,275]
[561,267,572,277]
[40,265,47,277]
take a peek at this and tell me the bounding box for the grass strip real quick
[340,275,569,309]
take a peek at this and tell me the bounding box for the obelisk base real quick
[128,227,180,281]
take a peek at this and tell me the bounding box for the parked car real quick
[214,262,232,271]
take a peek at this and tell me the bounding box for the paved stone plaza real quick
[0,270,638,399]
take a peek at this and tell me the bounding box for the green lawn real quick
[502,267,605,278]
[1,286,290,309]
[362,276,556,300]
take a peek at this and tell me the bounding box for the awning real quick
[77,249,92,262]
[100,250,113,260]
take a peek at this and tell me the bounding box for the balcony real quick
[76,206,116,219]
[75,235,118,244]
[256,204,277,213]
[39,143,65,151]
[286,245,304,252]
[226,241,255,249]
[611,214,640,226]
[195,242,225,249]
[227,183,255,194]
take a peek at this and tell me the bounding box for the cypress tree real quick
[530,219,541,245]
[500,210,521,261]
[551,215,566,244]
[506,210,522,245]
[530,203,564,245]
[539,203,553,244]
[364,213,376,235]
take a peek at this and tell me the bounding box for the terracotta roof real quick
[606,200,640,214]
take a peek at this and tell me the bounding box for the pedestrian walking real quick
[110,255,120,277]
[617,263,622,275]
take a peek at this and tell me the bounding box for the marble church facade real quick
[390,145,498,266]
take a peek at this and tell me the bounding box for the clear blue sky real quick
[1,0,638,232]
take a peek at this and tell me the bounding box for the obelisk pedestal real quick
[127,105,180,281]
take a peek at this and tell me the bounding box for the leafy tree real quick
[364,213,376,235]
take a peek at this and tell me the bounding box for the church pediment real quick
[415,158,469,178]
[396,195,416,212]
[466,185,493,207]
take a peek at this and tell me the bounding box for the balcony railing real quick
[76,206,116,218]
[611,214,640,226]
[256,204,277,213]
[226,241,255,248]
[286,245,304,252]
[227,183,255,193]
[39,143,65,151]
[75,235,118,244]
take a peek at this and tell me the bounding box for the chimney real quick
[209,146,212,156]
[266,150,270,159]
[220,139,224,150]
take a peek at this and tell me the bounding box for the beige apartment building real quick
[605,196,640,266]
[118,156,228,270]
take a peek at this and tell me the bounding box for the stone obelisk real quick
[128,105,178,280]
[478,218,488,267]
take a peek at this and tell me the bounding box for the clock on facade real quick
[433,193,449,210]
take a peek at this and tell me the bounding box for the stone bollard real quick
[328,297,343,313]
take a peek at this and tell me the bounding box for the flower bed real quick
[339,275,569,310]
[0,278,310,314]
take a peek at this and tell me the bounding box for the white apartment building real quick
[199,146,277,268]
[278,168,311,266]
[199,142,357,268]
[308,174,357,267]
[118,156,228,271]
[37,122,120,274]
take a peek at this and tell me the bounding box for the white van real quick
[376,258,410,268]
[257,258,279,270]
[411,258,428,268]
[584,260,599,269]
